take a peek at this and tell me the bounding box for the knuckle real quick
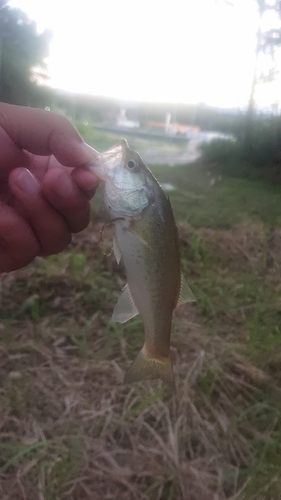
[50,113,77,138]
[53,113,70,130]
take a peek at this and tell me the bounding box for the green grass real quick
[151,163,281,228]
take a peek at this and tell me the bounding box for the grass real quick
[152,163,281,228]
[2,129,281,498]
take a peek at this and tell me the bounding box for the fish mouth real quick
[89,143,123,181]
[89,155,111,181]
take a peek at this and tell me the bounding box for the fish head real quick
[92,139,152,217]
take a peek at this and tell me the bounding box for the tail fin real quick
[124,346,175,390]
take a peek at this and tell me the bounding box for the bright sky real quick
[8,0,280,108]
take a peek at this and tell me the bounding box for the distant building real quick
[147,113,200,137]
[116,108,140,128]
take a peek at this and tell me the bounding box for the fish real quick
[91,139,195,389]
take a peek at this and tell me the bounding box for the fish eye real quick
[127,160,135,169]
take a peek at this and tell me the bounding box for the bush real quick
[201,117,281,168]
[199,138,240,163]
[243,117,281,168]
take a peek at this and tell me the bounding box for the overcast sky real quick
[8,0,280,108]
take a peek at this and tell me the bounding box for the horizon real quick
[51,86,248,111]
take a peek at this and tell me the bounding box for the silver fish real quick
[92,139,195,388]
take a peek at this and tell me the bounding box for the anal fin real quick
[112,284,139,323]
[177,275,196,307]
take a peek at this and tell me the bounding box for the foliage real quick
[199,138,239,162]
[201,114,281,180]
[0,0,52,105]
[244,116,281,167]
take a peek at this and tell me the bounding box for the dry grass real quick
[1,209,281,499]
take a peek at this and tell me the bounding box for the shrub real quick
[199,138,240,163]
[243,117,281,168]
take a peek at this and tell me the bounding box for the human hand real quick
[0,103,99,272]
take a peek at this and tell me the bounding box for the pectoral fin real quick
[113,236,122,264]
[112,284,139,323]
[177,275,196,307]
[126,221,152,249]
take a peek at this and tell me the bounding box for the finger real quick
[9,168,72,256]
[42,167,92,233]
[0,126,27,180]
[45,156,100,198]
[71,167,100,199]
[0,103,99,168]
[0,202,39,272]
[24,152,51,183]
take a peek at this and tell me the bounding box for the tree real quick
[244,1,281,147]
[0,0,52,106]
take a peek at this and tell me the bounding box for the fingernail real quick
[80,142,99,164]
[56,172,74,197]
[17,169,41,195]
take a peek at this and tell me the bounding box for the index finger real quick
[0,103,98,169]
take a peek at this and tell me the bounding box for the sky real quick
[8,0,281,109]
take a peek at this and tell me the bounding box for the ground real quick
[1,131,281,499]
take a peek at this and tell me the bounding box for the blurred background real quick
[2,1,281,499]
[2,0,281,165]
